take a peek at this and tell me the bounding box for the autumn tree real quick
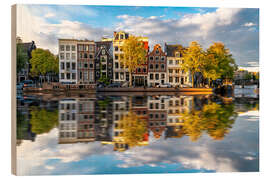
[16,43,28,73]
[30,48,59,81]
[181,41,205,87]
[205,42,237,84]
[30,107,58,134]
[121,35,147,86]
[118,111,147,147]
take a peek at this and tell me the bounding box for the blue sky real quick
[17,5,259,71]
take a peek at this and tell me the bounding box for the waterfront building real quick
[147,44,167,87]
[94,41,114,84]
[77,40,95,84]
[17,39,36,82]
[112,31,130,83]
[58,39,78,84]
[165,44,191,87]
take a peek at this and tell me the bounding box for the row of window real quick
[168,77,187,84]
[60,123,76,130]
[168,69,185,74]
[61,113,76,121]
[60,45,76,52]
[149,63,166,70]
[169,99,185,106]
[60,73,76,80]
[61,62,76,70]
[149,56,165,61]
[60,53,76,60]
[78,44,94,52]
[149,121,166,127]
[59,131,76,138]
[149,73,166,80]
[149,102,166,109]
[168,59,184,65]
[78,124,94,130]
[60,103,76,110]
[168,118,184,123]
[149,113,166,119]
[114,72,129,81]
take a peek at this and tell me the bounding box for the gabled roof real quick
[95,41,113,58]
[165,44,185,57]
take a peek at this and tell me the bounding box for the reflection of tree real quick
[119,111,147,147]
[17,111,29,140]
[181,102,237,141]
[30,107,58,134]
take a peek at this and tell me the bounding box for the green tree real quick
[30,107,58,134]
[205,42,237,84]
[16,43,28,73]
[119,111,147,147]
[181,41,205,87]
[30,48,59,80]
[121,35,147,86]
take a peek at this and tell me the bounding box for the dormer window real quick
[120,34,124,39]
[156,49,159,54]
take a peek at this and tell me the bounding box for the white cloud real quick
[243,22,256,27]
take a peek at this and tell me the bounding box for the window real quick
[150,73,153,80]
[72,45,76,51]
[66,45,70,51]
[120,34,124,39]
[176,60,179,64]
[84,71,88,80]
[115,62,119,69]
[161,64,165,70]
[72,113,75,120]
[84,53,88,58]
[176,69,179,73]
[169,60,173,65]
[72,73,76,80]
[102,64,106,70]
[79,72,82,80]
[90,63,94,68]
[61,113,65,120]
[161,104,165,109]
[155,74,159,80]
[156,49,159,54]
[169,69,173,74]
[138,68,141,73]
[149,56,153,60]
[61,62,65,70]
[155,56,159,61]
[155,64,159,69]
[67,73,70,79]
[79,53,83,59]
[161,114,165,119]
[60,53,64,60]
[66,53,70,60]
[60,45,64,51]
[115,55,119,60]
[143,68,146,72]
[61,73,64,79]
[161,56,165,61]
[120,72,124,80]
[161,73,165,79]
[78,45,83,51]
[169,77,173,83]
[89,45,94,51]
[72,53,76,60]
[115,72,119,79]
[89,54,93,59]
[155,103,159,109]
[84,45,89,51]
[102,49,105,55]
[84,63,88,68]
[150,103,153,109]
[149,114,153,119]
[175,77,179,83]
[155,114,159,119]
[169,100,173,106]
[114,46,118,51]
[72,62,76,70]
[66,62,70,70]
[89,71,94,81]
[150,64,153,69]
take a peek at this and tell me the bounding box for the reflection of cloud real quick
[17,112,259,175]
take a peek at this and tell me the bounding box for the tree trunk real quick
[192,72,194,88]
[129,71,132,87]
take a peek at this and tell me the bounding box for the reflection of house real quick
[58,99,78,143]
[165,44,191,87]
[167,96,193,126]
[148,44,167,87]
[77,98,96,141]
[94,41,114,84]
[147,95,168,139]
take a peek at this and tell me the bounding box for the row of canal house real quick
[58,31,192,87]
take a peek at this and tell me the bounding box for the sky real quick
[17,5,259,71]
[16,110,259,175]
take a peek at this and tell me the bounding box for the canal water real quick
[16,92,259,175]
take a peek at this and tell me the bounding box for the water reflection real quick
[16,93,259,174]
